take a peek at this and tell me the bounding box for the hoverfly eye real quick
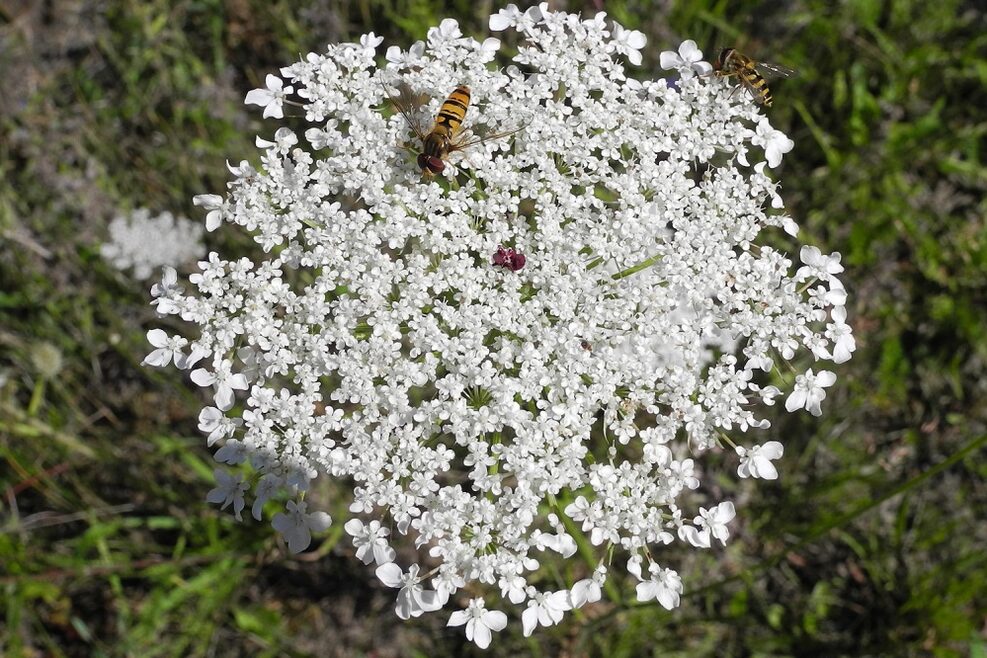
[426,156,445,174]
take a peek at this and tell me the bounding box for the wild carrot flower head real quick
[146,3,852,646]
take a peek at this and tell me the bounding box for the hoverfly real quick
[381,77,522,177]
[713,48,796,107]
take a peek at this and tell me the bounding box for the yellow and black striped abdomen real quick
[422,85,470,160]
[741,70,772,106]
[435,85,470,137]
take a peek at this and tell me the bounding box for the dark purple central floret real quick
[492,246,526,272]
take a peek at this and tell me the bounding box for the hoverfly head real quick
[715,48,734,71]
[418,153,445,175]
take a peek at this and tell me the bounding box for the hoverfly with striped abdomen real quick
[713,48,796,107]
[381,77,523,177]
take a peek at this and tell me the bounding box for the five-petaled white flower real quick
[142,329,188,368]
[797,245,845,281]
[447,598,508,649]
[345,518,396,566]
[736,441,785,480]
[611,25,647,66]
[659,39,712,79]
[375,563,441,619]
[679,501,736,548]
[192,194,225,232]
[245,74,293,119]
[197,405,242,446]
[786,369,837,416]
[827,306,856,364]
[190,360,249,411]
[271,500,332,553]
[569,575,603,608]
[752,118,795,168]
[488,4,521,30]
[521,590,572,636]
[635,563,683,611]
[206,469,248,521]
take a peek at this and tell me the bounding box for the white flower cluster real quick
[101,208,205,281]
[146,4,854,647]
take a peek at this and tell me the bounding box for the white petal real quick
[394,589,413,620]
[284,525,310,553]
[679,525,709,548]
[471,621,492,649]
[192,194,222,209]
[489,10,514,31]
[264,74,283,91]
[142,348,170,367]
[244,88,274,107]
[214,385,234,411]
[262,102,284,120]
[659,51,682,70]
[343,518,364,536]
[146,328,169,348]
[190,368,215,387]
[418,590,441,612]
[800,245,822,265]
[785,389,807,412]
[522,606,537,636]
[657,586,680,610]
[306,511,332,532]
[479,37,500,55]
[197,406,222,431]
[483,609,507,631]
[447,610,470,627]
[635,581,656,602]
[753,456,779,480]
[761,441,784,459]
[372,543,396,565]
[627,30,647,49]
[678,39,702,62]
[375,562,403,588]
[205,210,223,232]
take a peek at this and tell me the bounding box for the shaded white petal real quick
[244,88,274,107]
[375,562,403,588]
[785,389,807,412]
[635,581,657,602]
[472,620,493,648]
[659,51,683,70]
[306,511,332,532]
[447,610,470,627]
[522,605,537,636]
[483,609,507,631]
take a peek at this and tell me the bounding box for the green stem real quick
[612,255,662,280]
[27,378,46,417]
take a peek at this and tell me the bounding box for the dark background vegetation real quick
[1,0,985,656]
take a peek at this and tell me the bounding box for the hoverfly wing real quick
[379,74,430,142]
[449,122,528,154]
[755,62,797,80]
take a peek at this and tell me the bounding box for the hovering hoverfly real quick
[713,48,796,107]
[381,77,522,177]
